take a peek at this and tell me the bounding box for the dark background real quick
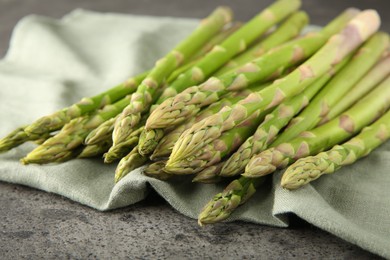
[1,0,390,58]
[0,0,388,259]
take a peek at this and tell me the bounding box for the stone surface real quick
[0,0,389,259]
[0,182,381,259]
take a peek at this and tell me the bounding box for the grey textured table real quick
[0,0,388,259]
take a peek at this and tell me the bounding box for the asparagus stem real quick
[219,55,352,177]
[143,161,173,181]
[0,127,43,152]
[78,141,112,158]
[115,146,148,183]
[192,162,224,184]
[146,8,359,132]
[216,10,309,75]
[164,102,269,174]
[25,72,148,136]
[281,109,390,190]
[21,95,133,164]
[145,84,269,159]
[167,10,379,167]
[104,123,144,163]
[243,75,390,178]
[320,52,390,124]
[198,176,265,225]
[84,117,116,145]
[272,32,389,146]
[134,1,301,156]
[185,22,243,67]
[111,7,233,147]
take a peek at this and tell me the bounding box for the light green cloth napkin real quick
[0,9,389,258]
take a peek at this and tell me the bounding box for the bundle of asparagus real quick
[1,0,389,227]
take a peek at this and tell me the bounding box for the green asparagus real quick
[143,161,173,181]
[115,146,148,183]
[281,109,390,190]
[136,0,301,155]
[168,10,379,166]
[146,8,359,131]
[192,162,224,184]
[21,94,133,164]
[243,75,390,178]
[219,55,352,177]
[78,141,112,158]
[198,176,266,225]
[111,7,233,147]
[0,127,43,153]
[150,84,269,161]
[104,124,144,163]
[164,103,270,174]
[320,52,390,124]
[216,10,309,75]
[271,32,389,146]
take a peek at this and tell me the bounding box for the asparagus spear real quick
[128,0,301,155]
[0,71,147,152]
[150,84,269,161]
[216,11,309,75]
[165,22,243,84]
[85,26,245,151]
[104,124,144,163]
[78,141,112,158]
[219,55,351,177]
[115,146,148,183]
[143,161,173,181]
[192,161,224,184]
[26,72,148,136]
[167,10,379,167]
[0,127,45,152]
[198,71,390,224]
[3,13,235,152]
[138,127,167,156]
[84,117,117,145]
[143,82,270,158]
[146,8,359,131]
[164,103,270,175]
[198,176,266,225]
[243,75,390,178]
[79,115,119,158]
[320,52,390,124]
[21,94,133,164]
[188,22,243,63]
[281,109,390,190]
[271,32,389,146]
[154,0,301,108]
[111,7,233,147]
[196,61,348,224]
[139,10,308,157]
